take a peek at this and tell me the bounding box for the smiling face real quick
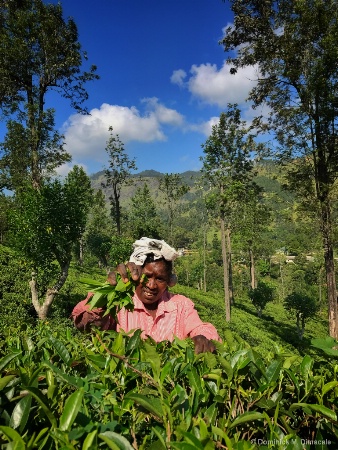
[135,260,171,308]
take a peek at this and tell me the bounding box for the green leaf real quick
[216,355,233,380]
[115,278,130,292]
[24,386,57,428]
[142,341,161,381]
[322,381,338,396]
[87,292,105,308]
[160,361,172,384]
[9,394,32,432]
[151,426,167,449]
[290,403,337,421]
[79,277,106,287]
[170,444,200,450]
[0,351,21,372]
[0,426,25,448]
[99,431,134,449]
[178,431,204,449]
[265,360,282,384]
[82,430,98,450]
[43,360,84,388]
[49,335,71,366]
[284,368,300,396]
[59,388,84,431]
[126,329,142,354]
[124,393,164,420]
[300,355,313,380]
[187,366,204,397]
[204,402,217,425]
[211,427,232,449]
[0,375,16,391]
[229,411,264,428]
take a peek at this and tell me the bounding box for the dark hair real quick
[143,254,173,275]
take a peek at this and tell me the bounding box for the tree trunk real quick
[249,245,256,289]
[29,261,70,320]
[79,236,84,266]
[226,227,234,305]
[220,216,231,322]
[203,223,207,292]
[114,186,121,236]
[320,200,337,338]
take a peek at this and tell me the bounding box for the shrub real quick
[248,280,275,317]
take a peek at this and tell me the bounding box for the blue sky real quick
[5,0,262,176]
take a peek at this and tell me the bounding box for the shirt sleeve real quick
[71,293,116,331]
[182,298,221,341]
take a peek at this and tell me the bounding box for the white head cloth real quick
[129,237,178,266]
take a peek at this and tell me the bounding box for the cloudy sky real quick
[7,0,262,176]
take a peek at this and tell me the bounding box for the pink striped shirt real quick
[71,290,220,342]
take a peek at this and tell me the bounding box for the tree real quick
[222,0,338,337]
[0,193,12,243]
[85,189,114,268]
[65,165,93,265]
[128,183,162,239]
[9,166,93,319]
[0,0,98,190]
[248,281,274,318]
[201,105,264,321]
[233,186,271,289]
[158,173,189,244]
[284,291,319,340]
[102,127,137,235]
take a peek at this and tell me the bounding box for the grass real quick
[171,283,329,359]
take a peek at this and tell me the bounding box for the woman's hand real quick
[191,335,216,354]
[107,262,143,285]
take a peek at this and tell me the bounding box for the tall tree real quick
[0,0,98,190]
[128,183,162,239]
[158,173,189,245]
[232,185,271,289]
[9,166,93,319]
[222,0,338,338]
[65,165,93,265]
[85,189,114,268]
[201,104,264,322]
[102,127,137,235]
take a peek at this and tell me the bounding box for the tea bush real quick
[0,325,337,449]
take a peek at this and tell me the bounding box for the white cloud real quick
[188,62,258,107]
[189,116,220,136]
[171,61,258,107]
[170,69,187,87]
[141,97,184,126]
[62,100,185,162]
[54,161,88,178]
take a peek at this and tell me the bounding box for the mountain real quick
[89,169,201,206]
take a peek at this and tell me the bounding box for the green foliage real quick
[158,173,190,244]
[284,291,319,340]
[284,292,319,320]
[222,0,338,337]
[7,167,93,318]
[9,168,92,270]
[0,0,98,190]
[0,246,35,332]
[109,235,133,267]
[0,325,337,448]
[128,183,163,239]
[79,272,139,320]
[248,281,275,317]
[102,126,137,235]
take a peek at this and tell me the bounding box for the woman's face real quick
[135,260,171,307]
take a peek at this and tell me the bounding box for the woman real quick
[72,238,220,353]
